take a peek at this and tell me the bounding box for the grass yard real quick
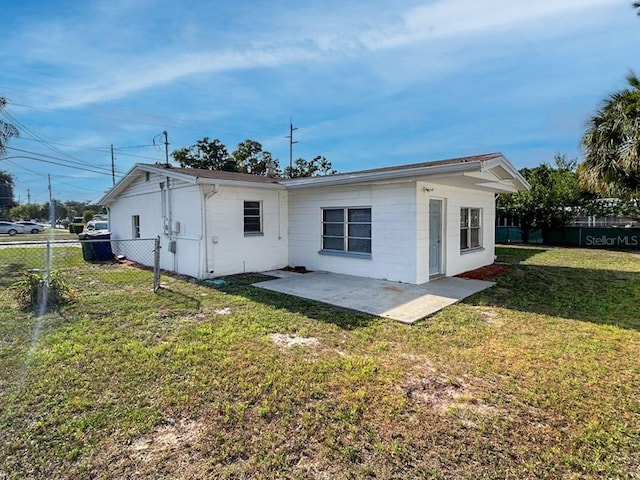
[0,245,638,479]
[0,229,78,243]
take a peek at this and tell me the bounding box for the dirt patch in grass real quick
[271,333,320,348]
[402,373,463,412]
[400,355,498,418]
[128,419,203,462]
[475,307,503,325]
[456,264,513,280]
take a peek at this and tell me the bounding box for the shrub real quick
[69,223,84,234]
[83,210,95,223]
[10,270,77,312]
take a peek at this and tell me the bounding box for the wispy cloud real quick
[4,0,621,111]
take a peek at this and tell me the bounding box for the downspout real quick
[277,191,281,240]
[201,184,219,277]
[167,177,176,272]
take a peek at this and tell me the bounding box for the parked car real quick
[16,221,46,234]
[0,221,27,236]
[83,220,109,233]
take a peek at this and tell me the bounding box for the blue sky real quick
[0,0,638,204]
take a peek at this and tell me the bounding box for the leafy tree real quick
[580,73,640,196]
[635,1,640,14]
[0,97,19,157]
[580,197,640,222]
[40,200,68,223]
[9,203,41,221]
[232,139,280,176]
[172,137,238,171]
[63,201,103,219]
[83,210,95,223]
[0,170,16,218]
[172,137,294,176]
[498,155,585,242]
[283,155,337,178]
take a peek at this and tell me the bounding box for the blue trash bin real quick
[79,231,113,262]
[78,232,95,261]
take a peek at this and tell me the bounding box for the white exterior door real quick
[429,199,443,276]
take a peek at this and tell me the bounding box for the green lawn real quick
[0,229,77,243]
[0,246,638,479]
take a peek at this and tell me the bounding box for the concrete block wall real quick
[109,171,208,278]
[205,185,288,277]
[288,182,418,283]
[421,182,496,278]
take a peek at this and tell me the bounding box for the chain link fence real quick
[0,237,161,291]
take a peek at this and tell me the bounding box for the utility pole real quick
[111,144,116,186]
[163,130,169,166]
[48,174,55,227]
[27,188,30,204]
[286,120,298,178]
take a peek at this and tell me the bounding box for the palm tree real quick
[580,73,640,196]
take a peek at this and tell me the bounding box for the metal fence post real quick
[45,240,51,282]
[153,236,161,292]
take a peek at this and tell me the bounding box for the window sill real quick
[244,232,264,237]
[460,247,485,255]
[318,249,372,259]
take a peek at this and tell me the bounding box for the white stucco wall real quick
[108,169,497,283]
[110,173,288,279]
[204,185,288,277]
[288,181,496,284]
[288,182,419,283]
[421,182,496,279]
[108,171,207,278]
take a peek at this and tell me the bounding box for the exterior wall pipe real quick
[201,184,219,278]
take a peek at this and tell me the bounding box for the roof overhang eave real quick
[194,177,285,189]
[281,161,483,189]
[482,157,530,191]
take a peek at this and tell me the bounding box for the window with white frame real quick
[322,207,371,254]
[244,201,262,234]
[132,215,140,238]
[460,207,481,251]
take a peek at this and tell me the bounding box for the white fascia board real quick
[475,182,521,193]
[99,163,199,205]
[194,177,285,190]
[281,161,482,189]
[482,156,530,191]
[139,165,199,185]
[98,164,145,205]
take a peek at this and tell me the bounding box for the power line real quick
[4,146,124,175]
[3,148,126,177]
[110,151,163,162]
[5,160,111,202]
[1,110,93,165]
[115,144,156,150]
[0,87,219,134]
[13,136,112,153]
[14,136,156,152]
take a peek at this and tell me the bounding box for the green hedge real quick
[69,223,85,234]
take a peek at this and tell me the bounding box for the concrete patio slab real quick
[254,271,494,324]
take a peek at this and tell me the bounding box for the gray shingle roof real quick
[143,152,502,183]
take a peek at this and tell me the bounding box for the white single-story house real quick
[98,153,529,284]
